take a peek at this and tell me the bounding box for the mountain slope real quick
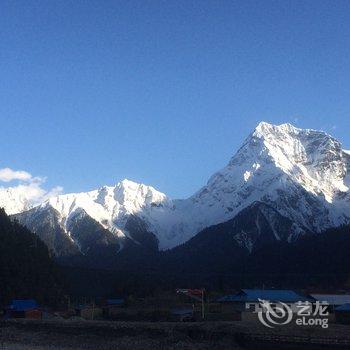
[162,201,308,273]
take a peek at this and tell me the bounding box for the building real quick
[102,298,126,318]
[75,304,102,320]
[217,289,310,310]
[105,298,125,307]
[5,299,42,319]
[217,289,311,321]
[170,307,194,322]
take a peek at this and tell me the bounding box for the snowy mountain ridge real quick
[41,179,173,240]
[3,122,350,253]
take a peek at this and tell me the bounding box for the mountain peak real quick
[253,121,300,138]
[118,178,139,187]
[191,121,349,239]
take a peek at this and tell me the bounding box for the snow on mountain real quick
[8,122,350,253]
[0,187,32,215]
[184,122,350,240]
[0,170,63,216]
[39,179,174,240]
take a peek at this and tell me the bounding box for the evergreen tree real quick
[0,208,65,305]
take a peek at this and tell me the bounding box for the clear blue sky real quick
[1,0,350,198]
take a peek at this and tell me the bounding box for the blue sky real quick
[1,0,350,198]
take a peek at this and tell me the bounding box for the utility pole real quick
[91,300,95,321]
[201,289,205,320]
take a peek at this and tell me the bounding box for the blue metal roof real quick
[217,289,309,303]
[107,298,125,305]
[335,303,350,311]
[310,294,350,306]
[171,308,193,316]
[11,299,38,311]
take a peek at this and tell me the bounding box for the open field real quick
[2,319,350,349]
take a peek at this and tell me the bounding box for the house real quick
[5,299,42,319]
[217,289,310,310]
[170,307,194,322]
[217,289,311,321]
[106,298,125,307]
[335,304,350,324]
[102,298,126,318]
[75,304,102,320]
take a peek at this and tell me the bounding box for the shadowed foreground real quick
[2,320,350,350]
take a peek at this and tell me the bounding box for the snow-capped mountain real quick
[42,179,172,240]
[8,122,350,257]
[12,180,171,256]
[186,122,350,238]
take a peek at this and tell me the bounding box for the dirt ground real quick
[0,320,242,350]
[2,319,350,350]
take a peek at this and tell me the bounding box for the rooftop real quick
[217,289,310,303]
